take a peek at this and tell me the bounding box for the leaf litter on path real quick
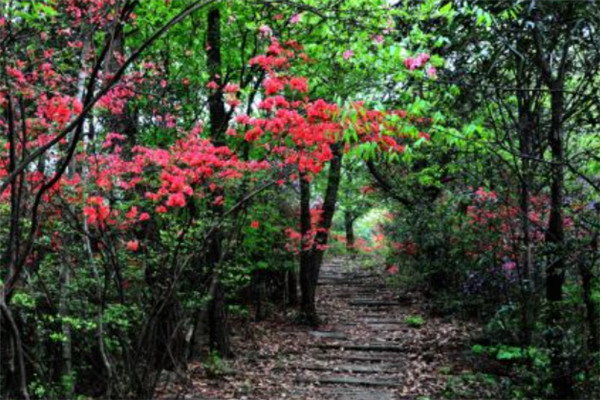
[157,257,493,400]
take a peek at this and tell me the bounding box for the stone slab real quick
[295,375,401,387]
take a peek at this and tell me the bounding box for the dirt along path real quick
[159,257,482,399]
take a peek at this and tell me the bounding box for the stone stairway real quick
[289,258,409,399]
[165,256,477,399]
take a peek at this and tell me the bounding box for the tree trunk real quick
[287,268,298,306]
[59,263,73,399]
[0,298,29,400]
[531,7,575,394]
[207,8,226,143]
[310,143,343,282]
[544,80,573,399]
[205,7,230,357]
[208,276,231,357]
[2,92,29,400]
[344,211,355,251]
[517,91,535,346]
[254,270,266,321]
[299,143,343,325]
[299,174,317,324]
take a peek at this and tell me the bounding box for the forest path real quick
[160,257,479,399]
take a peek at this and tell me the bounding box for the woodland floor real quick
[157,257,497,399]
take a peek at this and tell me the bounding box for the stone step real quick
[318,280,360,286]
[363,319,405,324]
[299,363,388,374]
[349,300,402,307]
[315,353,401,363]
[310,331,348,340]
[358,316,409,321]
[366,324,404,332]
[311,343,406,352]
[290,387,396,400]
[295,375,402,388]
[351,291,395,296]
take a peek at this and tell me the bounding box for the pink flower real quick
[126,240,139,252]
[426,66,437,78]
[404,53,430,71]
[502,261,516,271]
[226,98,241,108]
[224,83,240,93]
[386,265,399,274]
[264,77,284,95]
[259,24,272,37]
[166,192,186,208]
[290,13,302,24]
[289,77,308,93]
[404,58,418,70]
[250,220,260,229]
[417,53,430,64]
[342,49,354,60]
[126,206,138,219]
[84,206,97,225]
[372,35,384,44]
[139,212,150,222]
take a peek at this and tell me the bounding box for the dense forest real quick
[0,0,599,399]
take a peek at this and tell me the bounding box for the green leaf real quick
[439,2,453,17]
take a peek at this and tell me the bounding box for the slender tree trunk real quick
[58,263,73,398]
[299,143,343,325]
[299,174,316,324]
[531,7,575,394]
[207,275,231,357]
[517,95,534,346]
[544,80,573,399]
[0,298,29,400]
[310,143,343,281]
[205,7,231,357]
[2,82,29,400]
[344,211,355,251]
[287,268,298,306]
[207,8,226,143]
[253,270,266,321]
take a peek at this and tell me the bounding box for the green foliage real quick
[442,372,501,399]
[203,351,235,379]
[405,315,426,328]
[471,344,549,364]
